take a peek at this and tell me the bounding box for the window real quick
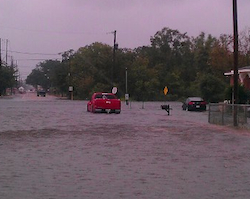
[95,94,102,99]
[106,95,116,99]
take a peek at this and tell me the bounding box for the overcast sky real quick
[0,0,250,79]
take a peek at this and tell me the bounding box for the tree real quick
[225,85,250,104]
[26,60,62,93]
[70,42,113,99]
[25,26,250,101]
[208,35,233,80]
[129,57,160,101]
[0,66,16,95]
[150,27,191,68]
[192,33,217,74]
[239,28,250,66]
[149,27,195,99]
[199,74,227,102]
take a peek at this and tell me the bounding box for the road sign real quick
[164,86,168,95]
[112,87,118,94]
[125,94,129,100]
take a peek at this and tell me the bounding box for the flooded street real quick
[1,93,250,199]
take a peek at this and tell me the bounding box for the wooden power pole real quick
[112,30,118,88]
[0,38,2,68]
[233,0,239,126]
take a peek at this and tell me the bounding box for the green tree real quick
[192,33,217,74]
[225,85,250,104]
[25,26,250,101]
[0,66,16,95]
[149,27,195,99]
[209,35,233,80]
[26,60,62,93]
[199,74,227,102]
[69,42,113,99]
[239,28,250,66]
[129,57,159,101]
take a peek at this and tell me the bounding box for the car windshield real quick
[189,97,203,102]
[105,95,116,99]
[94,94,116,99]
[95,94,102,99]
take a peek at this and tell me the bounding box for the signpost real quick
[69,86,73,100]
[162,86,171,115]
[125,67,129,105]
[125,93,129,100]
[112,87,118,94]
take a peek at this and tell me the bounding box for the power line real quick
[2,49,60,56]
[0,25,105,35]
[11,50,60,56]
[17,58,60,61]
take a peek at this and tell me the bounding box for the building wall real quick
[243,75,250,90]
[230,74,250,91]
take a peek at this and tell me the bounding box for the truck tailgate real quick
[95,99,120,109]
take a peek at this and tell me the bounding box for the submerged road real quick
[0,93,250,199]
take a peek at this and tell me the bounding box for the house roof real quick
[224,66,250,76]
[239,66,250,70]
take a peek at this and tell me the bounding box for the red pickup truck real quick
[87,92,121,114]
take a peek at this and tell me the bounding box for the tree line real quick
[26,27,250,102]
[0,63,17,96]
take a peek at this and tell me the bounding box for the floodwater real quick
[1,92,250,199]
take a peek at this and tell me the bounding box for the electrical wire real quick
[17,58,60,61]
[10,50,60,56]
[2,49,60,56]
[0,25,104,35]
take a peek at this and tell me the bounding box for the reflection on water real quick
[1,94,250,198]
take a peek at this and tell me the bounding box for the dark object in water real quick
[161,104,171,115]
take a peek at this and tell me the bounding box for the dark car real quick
[37,90,46,97]
[182,97,206,111]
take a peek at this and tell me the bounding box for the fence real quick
[208,103,250,127]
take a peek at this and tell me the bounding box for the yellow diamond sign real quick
[164,86,168,95]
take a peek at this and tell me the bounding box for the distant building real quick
[224,66,250,90]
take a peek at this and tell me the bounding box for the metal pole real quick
[233,0,239,126]
[125,67,129,105]
[125,67,128,94]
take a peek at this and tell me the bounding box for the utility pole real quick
[0,38,2,68]
[112,30,118,88]
[15,60,18,89]
[233,0,239,126]
[6,39,8,66]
